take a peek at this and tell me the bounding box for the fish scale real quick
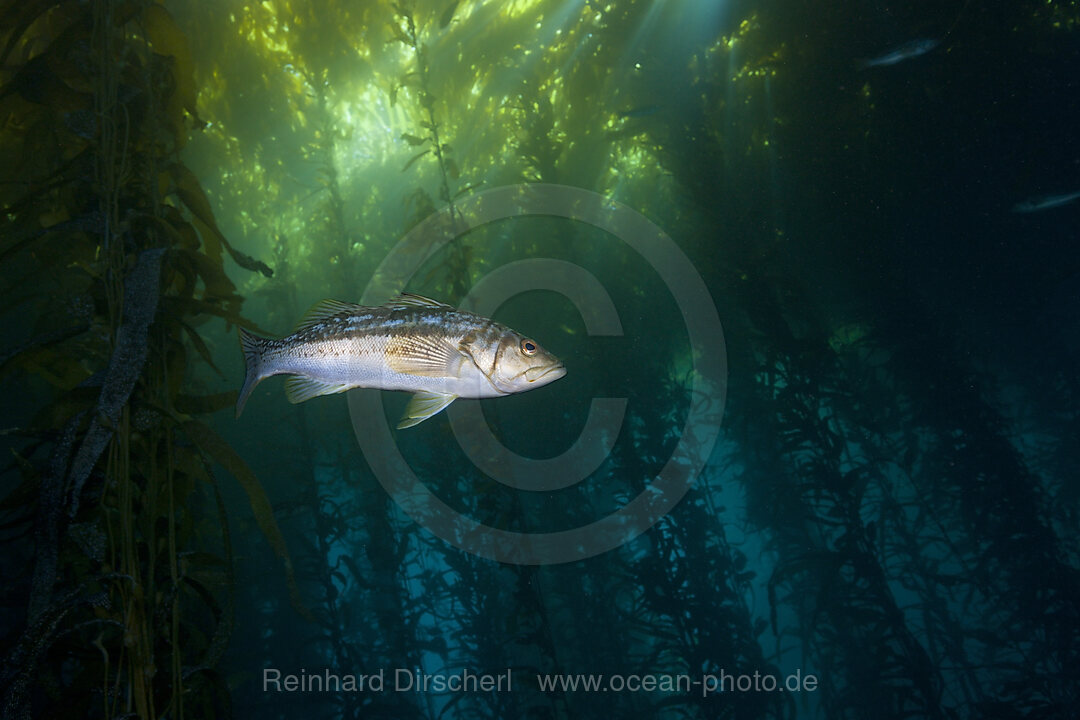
[235,293,565,428]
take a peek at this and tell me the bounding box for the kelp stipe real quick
[732,309,951,720]
[656,17,1080,709]
[0,2,291,717]
[868,298,1080,716]
[391,1,473,300]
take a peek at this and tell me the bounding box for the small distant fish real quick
[617,104,662,119]
[1011,190,1080,213]
[860,38,941,68]
[236,294,565,428]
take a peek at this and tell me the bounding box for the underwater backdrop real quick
[2,0,1078,718]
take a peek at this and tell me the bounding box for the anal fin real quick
[284,375,351,404]
[397,391,457,429]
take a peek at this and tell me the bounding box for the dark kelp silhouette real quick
[0,2,291,717]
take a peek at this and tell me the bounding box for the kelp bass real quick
[236,294,565,428]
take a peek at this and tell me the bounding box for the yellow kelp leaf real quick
[179,321,225,378]
[170,163,225,264]
[169,164,273,278]
[7,345,90,389]
[222,244,273,278]
[140,207,201,251]
[173,246,237,300]
[400,132,429,146]
[402,149,430,172]
[439,0,459,29]
[141,4,198,120]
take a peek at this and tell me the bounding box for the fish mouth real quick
[525,362,566,383]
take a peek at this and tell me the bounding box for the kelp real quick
[0,2,1065,719]
[391,1,473,298]
[66,248,165,518]
[0,1,288,718]
[169,162,273,278]
[655,12,1080,717]
[179,419,307,619]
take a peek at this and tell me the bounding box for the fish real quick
[860,38,941,68]
[1011,190,1080,213]
[235,293,566,428]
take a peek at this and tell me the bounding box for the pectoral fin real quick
[386,334,465,377]
[398,391,457,429]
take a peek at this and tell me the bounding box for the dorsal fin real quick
[294,299,364,332]
[382,293,454,311]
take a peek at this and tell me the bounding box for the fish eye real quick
[520,339,538,356]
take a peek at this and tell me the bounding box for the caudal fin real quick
[236,328,267,417]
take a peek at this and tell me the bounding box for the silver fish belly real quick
[235,294,565,428]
